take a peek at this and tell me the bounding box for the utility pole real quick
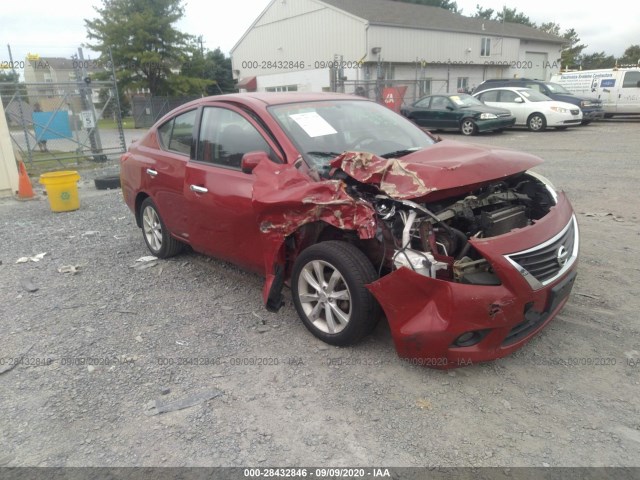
[76,47,105,162]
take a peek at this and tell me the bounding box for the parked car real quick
[473,78,604,124]
[473,87,583,131]
[400,93,516,135]
[120,92,579,368]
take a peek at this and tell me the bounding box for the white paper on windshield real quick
[450,95,464,105]
[289,112,337,138]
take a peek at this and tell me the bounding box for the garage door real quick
[525,52,548,80]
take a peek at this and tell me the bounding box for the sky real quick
[1,0,636,75]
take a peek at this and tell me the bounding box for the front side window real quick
[498,90,521,103]
[157,110,197,156]
[197,107,272,169]
[430,97,451,110]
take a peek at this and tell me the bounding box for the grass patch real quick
[97,117,137,129]
[21,151,118,177]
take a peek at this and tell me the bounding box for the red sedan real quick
[120,92,579,368]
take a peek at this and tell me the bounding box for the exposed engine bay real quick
[351,172,557,286]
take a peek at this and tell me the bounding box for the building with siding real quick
[231,0,565,103]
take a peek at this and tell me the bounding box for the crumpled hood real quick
[330,140,544,200]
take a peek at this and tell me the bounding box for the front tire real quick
[527,113,546,132]
[460,118,478,136]
[140,198,183,258]
[291,241,380,346]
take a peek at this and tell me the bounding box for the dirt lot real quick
[1,119,639,468]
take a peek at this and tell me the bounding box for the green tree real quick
[580,51,616,70]
[472,6,535,26]
[391,0,458,13]
[179,47,236,96]
[539,22,561,36]
[560,28,587,70]
[0,71,28,108]
[618,45,640,66]
[85,0,193,96]
[496,7,535,27]
[473,4,495,19]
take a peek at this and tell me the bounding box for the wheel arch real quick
[282,221,383,282]
[134,192,150,228]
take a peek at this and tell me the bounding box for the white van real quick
[550,68,640,116]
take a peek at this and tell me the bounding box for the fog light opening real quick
[453,330,488,347]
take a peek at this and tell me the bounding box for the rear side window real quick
[478,91,499,102]
[157,110,197,156]
[197,107,272,169]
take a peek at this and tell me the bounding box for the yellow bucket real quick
[39,171,81,212]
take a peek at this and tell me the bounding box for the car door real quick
[184,104,283,274]
[142,109,197,240]
[497,90,529,124]
[427,96,458,129]
[407,97,433,126]
[618,71,640,114]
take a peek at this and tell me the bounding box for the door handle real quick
[190,185,208,194]
[146,168,158,177]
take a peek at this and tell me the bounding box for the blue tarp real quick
[32,111,72,141]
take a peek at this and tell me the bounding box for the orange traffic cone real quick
[17,160,35,200]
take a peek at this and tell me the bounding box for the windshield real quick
[516,89,553,102]
[545,82,572,94]
[449,94,484,107]
[268,100,435,172]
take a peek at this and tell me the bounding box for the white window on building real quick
[457,77,469,93]
[481,37,491,57]
[265,85,298,92]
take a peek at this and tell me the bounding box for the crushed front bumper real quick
[367,193,579,368]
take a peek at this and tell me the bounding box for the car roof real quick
[474,87,536,93]
[482,78,545,83]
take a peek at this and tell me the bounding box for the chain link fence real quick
[131,95,200,129]
[1,78,126,172]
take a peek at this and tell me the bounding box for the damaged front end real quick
[332,151,578,367]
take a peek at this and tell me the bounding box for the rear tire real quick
[291,241,380,346]
[140,198,183,258]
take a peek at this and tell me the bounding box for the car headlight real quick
[526,170,558,204]
[550,106,569,113]
[580,100,593,107]
[479,113,498,119]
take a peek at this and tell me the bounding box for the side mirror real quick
[241,151,269,174]
[514,97,524,103]
[446,105,454,111]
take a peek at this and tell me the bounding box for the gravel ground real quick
[1,119,639,468]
